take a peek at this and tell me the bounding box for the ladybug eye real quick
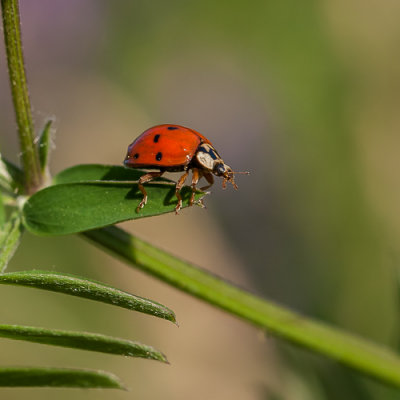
[214,164,226,176]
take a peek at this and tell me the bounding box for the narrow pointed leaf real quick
[22,181,205,236]
[53,163,172,185]
[0,211,22,273]
[85,226,400,389]
[0,193,5,228]
[0,270,176,323]
[0,324,167,362]
[0,367,124,389]
[0,165,13,194]
[38,119,53,172]
[0,155,23,194]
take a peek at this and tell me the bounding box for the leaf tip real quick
[154,351,169,364]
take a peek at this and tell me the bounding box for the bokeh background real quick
[1,1,400,399]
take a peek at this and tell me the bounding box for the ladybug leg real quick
[136,171,164,212]
[200,172,214,191]
[190,168,203,206]
[223,175,238,190]
[175,170,190,213]
[194,172,214,209]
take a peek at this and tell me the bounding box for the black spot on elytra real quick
[167,126,178,130]
[153,134,160,143]
[156,152,163,161]
[133,153,139,159]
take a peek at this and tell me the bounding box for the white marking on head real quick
[196,151,215,170]
[195,143,224,171]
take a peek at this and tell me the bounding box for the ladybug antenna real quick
[230,171,250,175]
[223,170,249,190]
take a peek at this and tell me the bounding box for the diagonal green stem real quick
[84,226,400,388]
[1,0,42,193]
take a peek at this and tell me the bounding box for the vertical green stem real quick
[1,0,42,193]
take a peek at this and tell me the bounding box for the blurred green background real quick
[1,1,400,399]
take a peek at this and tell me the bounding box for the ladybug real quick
[124,124,247,213]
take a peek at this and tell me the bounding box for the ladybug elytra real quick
[124,124,247,213]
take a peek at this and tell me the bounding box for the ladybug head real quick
[213,162,238,190]
[213,163,228,176]
[195,143,248,189]
[213,162,250,190]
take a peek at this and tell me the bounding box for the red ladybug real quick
[124,124,247,213]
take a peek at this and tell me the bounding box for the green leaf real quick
[0,367,124,389]
[38,119,53,173]
[0,155,23,194]
[0,270,176,323]
[0,211,22,273]
[0,192,5,228]
[84,226,400,389]
[53,163,172,185]
[0,324,167,362]
[22,180,205,236]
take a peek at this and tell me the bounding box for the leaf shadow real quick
[123,184,192,208]
[101,167,143,181]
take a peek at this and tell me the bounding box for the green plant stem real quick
[1,0,42,193]
[84,225,400,388]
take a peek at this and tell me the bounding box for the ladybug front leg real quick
[201,172,214,191]
[137,171,164,212]
[175,170,190,213]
